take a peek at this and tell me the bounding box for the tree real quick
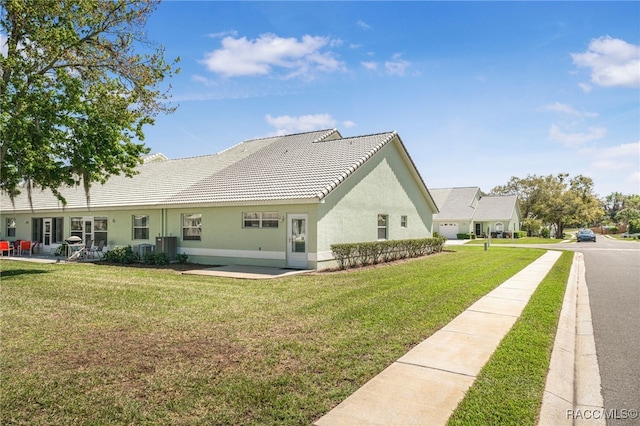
[491,173,604,238]
[1,0,179,205]
[615,195,640,233]
[602,191,629,223]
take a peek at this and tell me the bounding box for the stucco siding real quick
[317,139,434,267]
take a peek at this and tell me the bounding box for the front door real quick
[287,214,308,269]
[43,218,52,252]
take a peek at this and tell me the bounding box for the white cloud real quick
[628,171,640,187]
[361,61,378,71]
[1,33,7,57]
[207,30,238,39]
[591,160,631,171]
[578,82,592,93]
[201,33,344,79]
[357,20,371,30]
[342,120,356,128]
[571,36,640,88]
[598,141,640,158]
[549,124,606,147]
[385,53,411,76]
[191,74,218,87]
[265,113,337,134]
[542,102,598,118]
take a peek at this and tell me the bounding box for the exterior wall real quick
[165,204,318,269]
[1,205,320,269]
[0,209,164,252]
[473,217,521,237]
[434,220,473,238]
[316,140,434,269]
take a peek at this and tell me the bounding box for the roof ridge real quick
[312,128,341,143]
[240,128,337,144]
[153,152,219,162]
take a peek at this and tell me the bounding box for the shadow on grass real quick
[0,269,50,278]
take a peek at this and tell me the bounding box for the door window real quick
[291,218,306,253]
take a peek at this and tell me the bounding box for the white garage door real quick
[438,223,459,239]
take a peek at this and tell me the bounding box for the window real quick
[182,213,202,241]
[133,215,149,240]
[70,217,83,239]
[6,218,16,237]
[243,212,279,228]
[94,217,108,245]
[53,217,64,243]
[70,217,107,245]
[378,214,388,240]
[401,215,408,228]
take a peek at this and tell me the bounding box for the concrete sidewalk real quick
[315,250,564,426]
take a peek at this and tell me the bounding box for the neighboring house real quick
[430,187,522,239]
[0,129,439,270]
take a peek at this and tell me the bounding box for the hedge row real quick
[330,237,447,270]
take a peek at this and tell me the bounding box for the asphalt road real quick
[556,236,640,425]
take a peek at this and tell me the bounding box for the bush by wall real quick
[330,237,447,270]
[514,231,527,239]
[102,245,179,265]
[102,245,140,264]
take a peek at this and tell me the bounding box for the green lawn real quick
[466,237,564,245]
[1,247,559,425]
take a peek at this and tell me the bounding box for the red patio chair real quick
[19,240,32,256]
[0,241,14,256]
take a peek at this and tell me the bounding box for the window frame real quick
[242,212,279,229]
[182,213,202,241]
[132,215,150,240]
[6,218,16,238]
[377,214,388,240]
[401,215,408,228]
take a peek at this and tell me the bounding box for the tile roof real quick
[430,187,519,222]
[430,187,480,220]
[472,195,519,221]
[2,129,433,212]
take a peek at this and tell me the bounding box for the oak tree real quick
[0,0,179,205]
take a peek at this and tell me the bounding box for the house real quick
[430,187,521,239]
[0,129,439,270]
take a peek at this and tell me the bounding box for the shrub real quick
[514,231,527,239]
[140,252,170,265]
[177,253,189,264]
[102,245,140,264]
[540,228,550,238]
[456,233,471,239]
[330,237,447,270]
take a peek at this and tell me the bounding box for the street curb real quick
[538,252,605,425]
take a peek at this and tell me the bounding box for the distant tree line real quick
[490,174,639,237]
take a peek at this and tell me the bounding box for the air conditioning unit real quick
[133,244,155,257]
[155,236,177,261]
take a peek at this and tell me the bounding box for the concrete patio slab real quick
[182,265,311,279]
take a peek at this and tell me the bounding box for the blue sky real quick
[122,2,639,196]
